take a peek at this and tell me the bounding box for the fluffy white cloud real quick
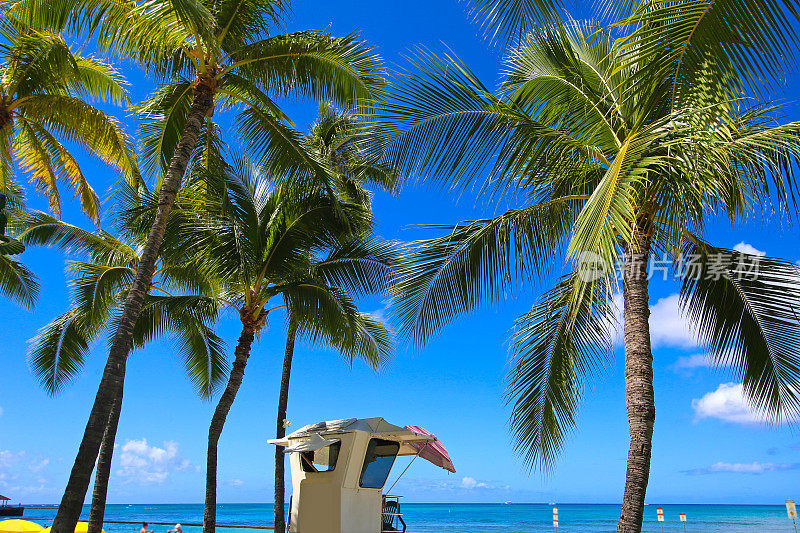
[116,439,194,484]
[691,383,789,424]
[733,242,766,257]
[460,476,488,489]
[686,461,799,475]
[227,478,244,487]
[649,294,697,347]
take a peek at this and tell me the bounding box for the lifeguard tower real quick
[269,418,455,533]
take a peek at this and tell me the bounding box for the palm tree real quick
[12,2,385,529]
[15,194,227,533]
[177,156,395,533]
[0,17,138,223]
[270,101,399,533]
[382,8,800,533]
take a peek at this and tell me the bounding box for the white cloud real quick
[116,439,194,484]
[649,294,697,347]
[673,353,714,369]
[691,383,795,424]
[0,450,25,468]
[686,461,799,475]
[733,242,766,257]
[28,459,49,472]
[228,479,244,487]
[460,476,488,489]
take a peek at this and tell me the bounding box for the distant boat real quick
[0,494,24,517]
[504,501,513,505]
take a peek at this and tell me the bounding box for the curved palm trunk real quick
[51,84,216,533]
[617,229,655,533]
[204,321,257,533]
[274,319,298,533]
[87,396,123,533]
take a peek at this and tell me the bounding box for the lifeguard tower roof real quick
[270,417,455,473]
[0,495,9,501]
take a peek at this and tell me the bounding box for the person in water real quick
[140,523,153,533]
[168,524,182,533]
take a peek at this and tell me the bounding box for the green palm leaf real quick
[28,310,91,393]
[508,274,615,469]
[0,252,39,308]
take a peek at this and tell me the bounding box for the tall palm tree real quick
[178,157,395,533]
[271,101,399,533]
[0,17,138,223]
[14,194,228,533]
[12,2,384,529]
[382,8,800,533]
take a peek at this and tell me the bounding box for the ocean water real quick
[22,503,795,532]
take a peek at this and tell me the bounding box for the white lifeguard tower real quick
[269,417,455,533]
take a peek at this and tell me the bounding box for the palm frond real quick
[392,204,574,346]
[507,273,615,470]
[680,236,800,422]
[13,210,138,265]
[28,310,91,393]
[17,94,140,185]
[228,30,385,109]
[467,0,563,45]
[0,252,39,308]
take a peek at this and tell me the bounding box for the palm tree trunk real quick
[274,319,298,533]
[51,84,216,533]
[204,320,257,533]
[87,395,123,533]
[617,228,655,533]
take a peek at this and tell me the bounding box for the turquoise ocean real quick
[23,503,796,532]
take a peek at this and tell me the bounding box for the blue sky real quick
[2,0,800,506]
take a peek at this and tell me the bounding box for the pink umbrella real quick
[404,425,456,473]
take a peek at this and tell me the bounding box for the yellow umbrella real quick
[41,523,104,533]
[0,520,45,533]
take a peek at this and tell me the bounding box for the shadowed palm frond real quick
[13,211,138,266]
[314,236,398,297]
[467,0,563,46]
[680,236,800,422]
[0,252,39,308]
[381,49,604,200]
[392,203,576,346]
[28,310,91,394]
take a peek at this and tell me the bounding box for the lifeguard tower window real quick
[300,441,341,473]
[359,438,400,489]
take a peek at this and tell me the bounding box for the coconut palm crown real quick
[0,13,138,222]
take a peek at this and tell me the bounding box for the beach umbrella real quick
[42,522,103,533]
[0,520,45,533]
